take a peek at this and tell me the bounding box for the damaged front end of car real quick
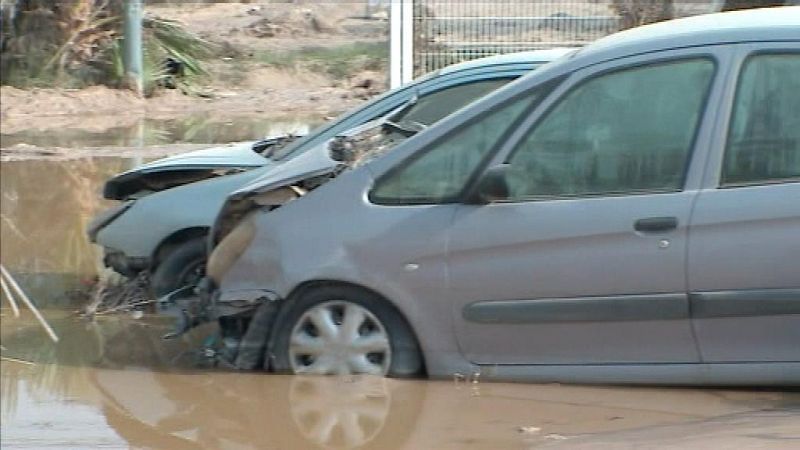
[158,119,416,368]
[89,136,301,277]
[103,135,300,201]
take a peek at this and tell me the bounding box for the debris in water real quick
[84,271,153,317]
[0,273,21,317]
[1,264,59,342]
[544,433,569,440]
[471,371,481,384]
[1,356,36,366]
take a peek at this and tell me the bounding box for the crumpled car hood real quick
[122,140,267,175]
[229,141,339,199]
[103,140,276,200]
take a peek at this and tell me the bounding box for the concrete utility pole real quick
[123,0,143,96]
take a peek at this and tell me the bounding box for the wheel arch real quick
[151,227,209,269]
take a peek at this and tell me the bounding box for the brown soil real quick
[0,142,208,162]
[1,2,388,138]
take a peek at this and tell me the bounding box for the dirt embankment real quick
[1,2,389,137]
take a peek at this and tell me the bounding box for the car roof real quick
[438,48,578,75]
[575,7,800,65]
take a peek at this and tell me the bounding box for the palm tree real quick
[1,0,212,94]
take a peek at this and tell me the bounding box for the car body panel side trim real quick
[462,293,688,324]
[690,289,800,318]
[476,362,800,386]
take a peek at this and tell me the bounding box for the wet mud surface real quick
[2,140,800,449]
[1,114,320,161]
[2,312,799,449]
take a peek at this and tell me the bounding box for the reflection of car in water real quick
[93,373,423,450]
[4,314,796,450]
[87,49,573,297]
[188,8,800,384]
[87,367,800,449]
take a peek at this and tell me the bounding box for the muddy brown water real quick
[2,154,800,449]
[0,114,320,149]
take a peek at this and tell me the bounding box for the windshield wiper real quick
[252,135,300,159]
[382,119,425,136]
[252,139,271,154]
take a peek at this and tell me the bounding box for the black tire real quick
[150,238,207,297]
[270,285,424,378]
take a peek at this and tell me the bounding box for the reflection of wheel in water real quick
[289,376,392,449]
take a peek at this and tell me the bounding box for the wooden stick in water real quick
[1,356,36,366]
[0,276,21,317]
[0,265,59,343]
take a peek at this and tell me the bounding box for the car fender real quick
[218,168,476,377]
[96,168,269,259]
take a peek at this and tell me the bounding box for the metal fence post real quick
[390,0,401,88]
[401,0,414,85]
[123,0,143,96]
[390,0,414,88]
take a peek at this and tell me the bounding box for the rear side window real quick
[505,59,715,200]
[721,53,800,186]
[393,78,514,126]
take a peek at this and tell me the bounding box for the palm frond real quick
[144,16,215,77]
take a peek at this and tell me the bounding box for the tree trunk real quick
[611,0,675,30]
[721,0,787,11]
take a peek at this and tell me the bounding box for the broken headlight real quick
[86,200,134,242]
[207,187,302,284]
[206,212,256,285]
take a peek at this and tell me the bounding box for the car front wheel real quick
[150,238,207,298]
[271,286,423,377]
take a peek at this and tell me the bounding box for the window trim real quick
[393,77,517,126]
[368,76,565,206]
[494,55,720,204]
[718,50,800,189]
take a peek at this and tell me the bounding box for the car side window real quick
[506,59,715,200]
[393,78,514,126]
[721,53,800,187]
[370,88,542,204]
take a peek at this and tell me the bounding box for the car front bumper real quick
[158,277,280,335]
[102,247,151,277]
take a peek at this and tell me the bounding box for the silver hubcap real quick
[289,301,391,375]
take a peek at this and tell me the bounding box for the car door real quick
[448,49,728,365]
[688,44,800,362]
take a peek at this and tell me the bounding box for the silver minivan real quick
[186,7,800,384]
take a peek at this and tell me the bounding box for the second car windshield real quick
[271,76,517,162]
[330,77,519,166]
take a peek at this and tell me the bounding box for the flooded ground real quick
[2,314,799,449]
[0,114,319,150]
[1,114,321,161]
[2,124,800,449]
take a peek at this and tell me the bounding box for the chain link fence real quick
[412,0,722,76]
